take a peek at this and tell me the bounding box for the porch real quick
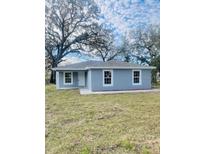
[56,70,88,89]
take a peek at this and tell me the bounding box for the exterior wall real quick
[56,69,152,91]
[57,71,78,89]
[90,69,152,91]
[56,71,88,89]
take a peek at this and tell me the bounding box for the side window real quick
[103,70,113,86]
[133,70,141,85]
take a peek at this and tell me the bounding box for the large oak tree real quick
[45,0,105,83]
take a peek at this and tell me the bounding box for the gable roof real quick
[52,60,156,71]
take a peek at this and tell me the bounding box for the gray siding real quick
[90,69,152,91]
[56,71,88,89]
[57,71,78,88]
[56,69,152,91]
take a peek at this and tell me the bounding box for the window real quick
[132,70,141,85]
[103,70,113,86]
[64,72,73,84]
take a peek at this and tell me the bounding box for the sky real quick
[95,0,160,44]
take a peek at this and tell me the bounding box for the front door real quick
[78,71,85,86]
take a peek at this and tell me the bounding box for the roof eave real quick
[86,66,156,70]
[52,66,156,71]
[52,68,87,71]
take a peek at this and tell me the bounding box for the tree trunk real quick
[50,70,56,84]
[50,62,57,84]
[102,57,105,62]
[151,69,157,84]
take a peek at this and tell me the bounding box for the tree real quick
[131,26,160,64]
[118,36,132,62]
[45,0,103,83]
[88,25,120,62]
[130,25,160,82]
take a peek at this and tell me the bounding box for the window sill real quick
[132,83,142,85]
[103,84,113,87]
[64,83,73,85]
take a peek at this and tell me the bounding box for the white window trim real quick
[132,70,142,85]
[103,70,113,87]
[63,71,73,85]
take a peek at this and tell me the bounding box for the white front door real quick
[78,71,85,86]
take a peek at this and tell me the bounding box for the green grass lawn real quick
[46,85,160,154]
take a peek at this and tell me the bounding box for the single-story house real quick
[52,60,155,92]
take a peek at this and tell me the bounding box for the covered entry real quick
[78,71,85,86]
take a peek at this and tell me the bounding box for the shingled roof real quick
[52,60,156,71]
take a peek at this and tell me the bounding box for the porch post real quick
[56,71,60,89]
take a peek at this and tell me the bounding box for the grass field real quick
[46,85,160,154]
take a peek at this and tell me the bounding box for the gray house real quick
[53,61,155,92]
